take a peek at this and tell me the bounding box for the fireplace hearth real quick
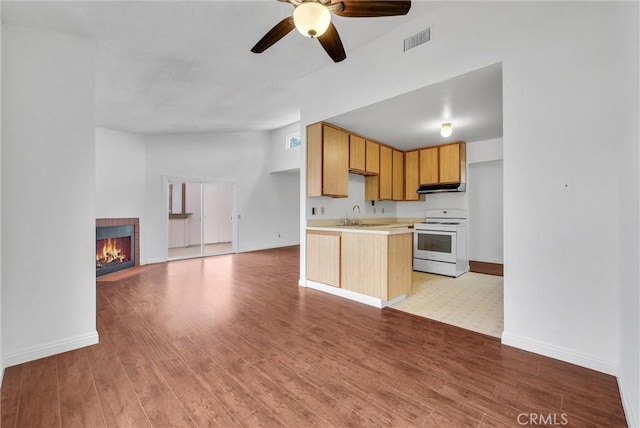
[96,218,140,277]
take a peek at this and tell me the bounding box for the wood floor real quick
[1,246,627,427]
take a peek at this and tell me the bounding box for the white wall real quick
[96,127,146,217]
[95,127,146,218]
[268,122,301,173]
[500,2,622,375]
[299,1,636,395]
[2,25,98,366]
[307,174,398,222]
[615,1,640,425]
[467,138,502,164]
[143,131,300,263]
[468,160,503,264]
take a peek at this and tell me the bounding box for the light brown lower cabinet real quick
[306,231,341,287]
[340,232,412,301]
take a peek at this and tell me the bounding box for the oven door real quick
[414,229,457,263]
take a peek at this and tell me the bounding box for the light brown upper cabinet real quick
[379,146,393,200]
[404,150,422,200]
[439,142,466,184]
[364,175,379,201]
[419,142,466,186]
[392,149,404,201]
[366,141,380,174]
[307,123,349,198]
[349,134,366,173]
[350,135,380,176]
[419,147,439,185]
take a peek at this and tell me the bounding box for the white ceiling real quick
[1,0,503,147]
[326,62,503,150]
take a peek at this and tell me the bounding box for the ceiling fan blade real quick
[251,16,295,54]
[331,1,411,17]
[318,22,346,63]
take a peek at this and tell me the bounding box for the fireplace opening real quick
[96,225,135,276]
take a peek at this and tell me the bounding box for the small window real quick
[286,133,301,149]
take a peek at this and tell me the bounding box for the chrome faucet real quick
[352,205,360,215]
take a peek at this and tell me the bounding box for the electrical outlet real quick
[382,208,385,214]
[320,207,325,215]
[373,207,376,214]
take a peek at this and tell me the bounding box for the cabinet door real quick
[307,231,341,287]
[379,146,393,200]
[439,143,461,183]
[349,134,366,172]
[419,147,439,185]
[366,141,380,174]
[322,125,349,197]
[306,122,323,197]
[404,150,420,200]
[392,149,404,201]
[341,232,387,299]
[387,234,413,300]
[364,175,379,201]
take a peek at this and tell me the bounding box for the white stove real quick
[413,209,469,277]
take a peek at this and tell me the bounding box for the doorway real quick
[167,179,235,260]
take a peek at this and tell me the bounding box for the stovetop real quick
[415,209,467,230]
[422,221,464,225]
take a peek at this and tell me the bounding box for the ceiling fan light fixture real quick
[440,122,453,138]
[293,2,331,38]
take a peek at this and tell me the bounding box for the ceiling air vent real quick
[403,27,431,52]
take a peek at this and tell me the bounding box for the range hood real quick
[417,183,466,194]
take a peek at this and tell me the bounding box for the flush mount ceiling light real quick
[293,2,331,38]
[251,0,412,63]
[440,122,453,138]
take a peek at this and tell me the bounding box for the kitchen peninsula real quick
[305,221,414,308]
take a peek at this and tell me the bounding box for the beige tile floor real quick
[391,271,504,338]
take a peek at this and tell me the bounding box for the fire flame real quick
[97,238,126,264]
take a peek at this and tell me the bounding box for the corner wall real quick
[268,122,301,173]
[616,2,640,425]
[2,25,98,366]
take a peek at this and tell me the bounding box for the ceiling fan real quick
[251,0,412,63]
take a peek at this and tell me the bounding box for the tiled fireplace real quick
[96,218,140,277]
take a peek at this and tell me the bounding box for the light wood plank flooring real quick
[1,246,627,427]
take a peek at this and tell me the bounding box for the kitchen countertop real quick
[306,223,414,235]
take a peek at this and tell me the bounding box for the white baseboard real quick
[3,331,99,368]
[501,332,617,375]
[617,374,639,428]
[304,280,405,308]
